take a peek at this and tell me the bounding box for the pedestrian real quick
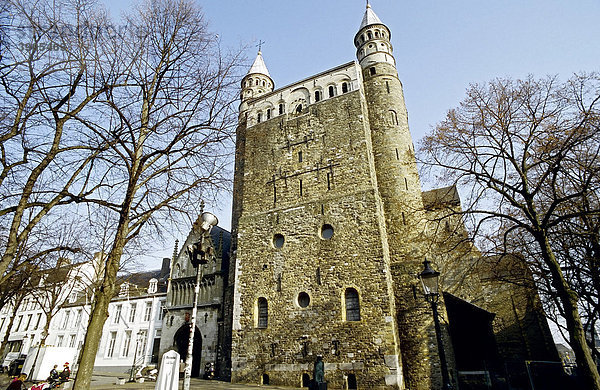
[47,365,59,384]
[58,362,70,383]
[6,373,27,390]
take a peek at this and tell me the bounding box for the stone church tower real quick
[225,4,556,390]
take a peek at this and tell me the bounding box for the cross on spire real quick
[256,40,265,52]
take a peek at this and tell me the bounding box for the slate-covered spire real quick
[359,2,383,29]
[247,51,271,78]
[240,50,274,107]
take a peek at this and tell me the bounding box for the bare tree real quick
[72,0,242,387]
[419,74,600,389]
[0,0,114,283]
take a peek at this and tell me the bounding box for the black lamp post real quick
[183,211,218,390]
[128,330,143,383]
[419,259,453,390]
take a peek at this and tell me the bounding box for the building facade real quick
[226,5,557,390]
[158,216,231,379]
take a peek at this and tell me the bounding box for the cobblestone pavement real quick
[1,374,298,389]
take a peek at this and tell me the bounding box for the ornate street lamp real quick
[183,211,218,390]
[419,259,453,390]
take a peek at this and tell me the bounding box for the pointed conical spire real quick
[360,2,383,29]
[247,51,271,77]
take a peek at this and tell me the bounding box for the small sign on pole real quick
[155,350,180,390]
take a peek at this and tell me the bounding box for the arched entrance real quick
[174,323,202,377]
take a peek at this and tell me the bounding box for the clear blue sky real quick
[102,0,600,266]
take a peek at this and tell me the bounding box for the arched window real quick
[328,86,335,98]
[248,78,253,86]
[262,80,266,86]
[342,82,349,93]
[375,31,380,38]
[389,110,398,125]
[262,374,270,385]
[257,297,268,328]
[266,108,271,119]
[279,103,284,115]
[296,104,302,113]
[345,288,360,321]
[257,112,262,123]
[315,90,321,102]
[367,31,372,39]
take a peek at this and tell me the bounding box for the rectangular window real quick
[35,313,42,329]
[143,302,152,322]
[137,330,148,357]
[122,330,132,357]
[57,335,64,347]
[25,314,32,330]
[158,303,164,321]
[15,315,22,332]
[129,303,137,323]
[113,305,122,324]
[106,331,117,358]
[62,311,71,329]
[75,309,83,326]
[68,334,76,348]
[0,318,4,332]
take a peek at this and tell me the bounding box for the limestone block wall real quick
[230,83,402,389]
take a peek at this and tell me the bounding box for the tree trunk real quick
[537,233,600,390]
[72,218,129,389]
[0,296,23,360]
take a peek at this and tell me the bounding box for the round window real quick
[298,292,310,308]
[273,234,285,248]
[320,224,334,240]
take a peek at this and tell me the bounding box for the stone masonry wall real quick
[230,83,403,389]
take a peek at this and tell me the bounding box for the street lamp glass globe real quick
[200,212,218,231]
[420,259,440,296]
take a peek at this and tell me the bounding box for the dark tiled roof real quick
[422,185,460,210]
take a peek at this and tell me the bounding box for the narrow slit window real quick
[327,173,331,190]
[299,179,303,196]
[402,212,406,225]
[386,81,390,93]
[298,151,303,162]
[345,288,361,321]
[405,177,408,190]
[395,148,399,160]
[257,297,268,328]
